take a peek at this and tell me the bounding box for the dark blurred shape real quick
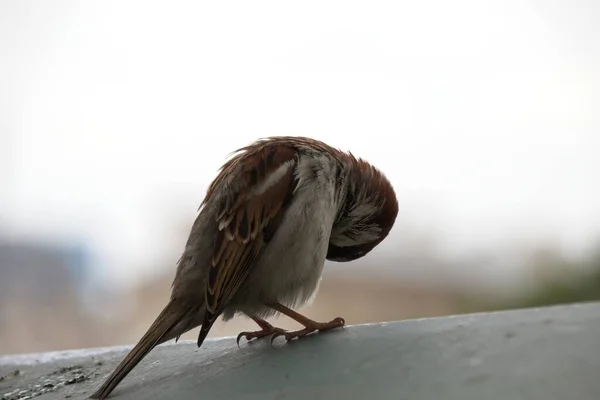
[0,241,90,303]
[464,242,600,312]
[0,239,99,354]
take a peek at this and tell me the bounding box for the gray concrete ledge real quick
[2,302,599,400]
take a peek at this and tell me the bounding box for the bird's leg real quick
[268,302,345,342]
[236,316,286,345]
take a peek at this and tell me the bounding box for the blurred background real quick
[1,0,599,355]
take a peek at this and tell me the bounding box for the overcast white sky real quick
[1,0,599,287]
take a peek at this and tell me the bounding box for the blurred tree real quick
[472,241,600,311]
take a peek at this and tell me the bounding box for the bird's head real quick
[327,156,398,262]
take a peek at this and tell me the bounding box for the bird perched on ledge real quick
[90,136,399,399]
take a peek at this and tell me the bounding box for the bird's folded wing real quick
[203,143,299,319]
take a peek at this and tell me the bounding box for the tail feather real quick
[196,312,217,348]
[89,301,200,399]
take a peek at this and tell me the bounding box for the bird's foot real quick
[270,316,345,343]
[237,319,286,346]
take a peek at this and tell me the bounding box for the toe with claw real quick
[236,319,286,346]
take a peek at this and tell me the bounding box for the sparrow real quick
[90,136,398,399]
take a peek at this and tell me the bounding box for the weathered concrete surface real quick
[1,302,599,400]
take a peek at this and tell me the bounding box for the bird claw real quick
[236,327,286,347]
[270,316,346,343]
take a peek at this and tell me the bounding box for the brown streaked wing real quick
[204,143,298,320]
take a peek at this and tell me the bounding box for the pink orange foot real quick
[271,316,345,343]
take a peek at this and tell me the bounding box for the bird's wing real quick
[196,142,299,345]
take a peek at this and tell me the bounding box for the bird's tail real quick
[89,300,202,399]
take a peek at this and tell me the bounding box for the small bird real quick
[89,136,398,399]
